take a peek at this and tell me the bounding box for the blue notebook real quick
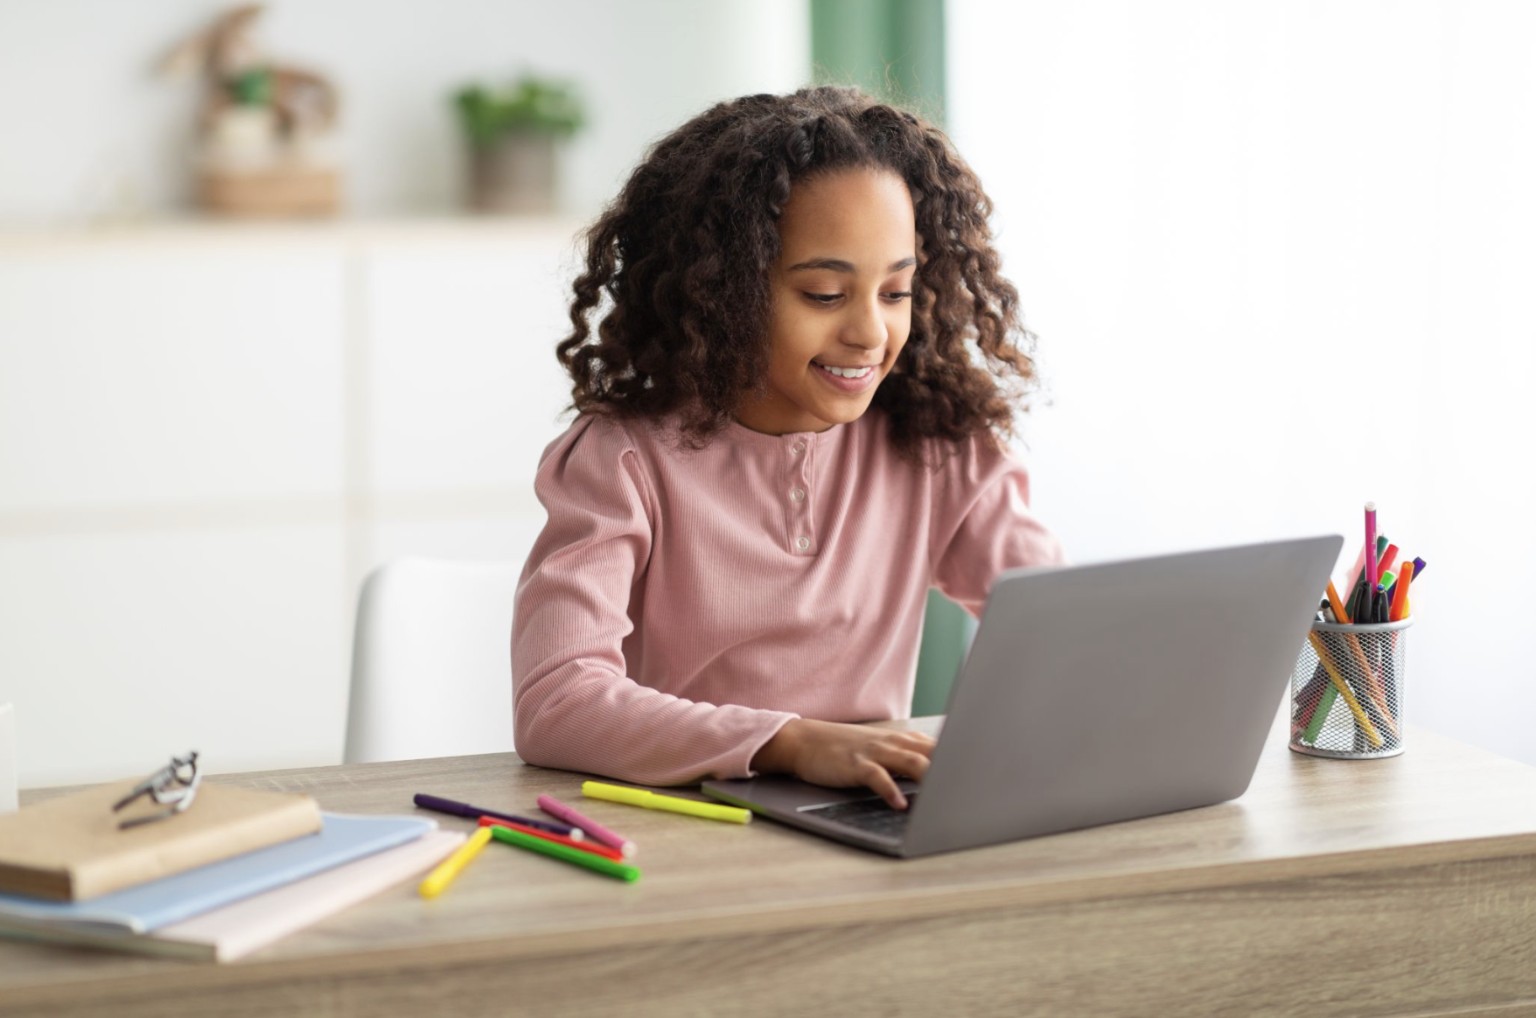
[0,813,433,935]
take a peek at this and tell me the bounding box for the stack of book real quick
[0,776,463,961]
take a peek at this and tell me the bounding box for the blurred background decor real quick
[1,0,1532,793]
[454,74,586,214]
[160,3,342,217]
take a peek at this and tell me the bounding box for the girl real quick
[512,86,1064,809]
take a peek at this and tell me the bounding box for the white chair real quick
[344,558,523,764]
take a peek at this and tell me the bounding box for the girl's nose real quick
[841,297,887,349]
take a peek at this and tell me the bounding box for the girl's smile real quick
[812,359,880,392]
[733,167,917,435]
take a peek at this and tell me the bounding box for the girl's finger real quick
[857,760,907,810]
[876,746,932,781]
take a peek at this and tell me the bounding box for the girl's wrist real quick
[751,718,806,774]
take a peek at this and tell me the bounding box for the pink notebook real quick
[3,829,465,961]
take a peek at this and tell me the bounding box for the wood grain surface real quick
[4,716,1535,1017]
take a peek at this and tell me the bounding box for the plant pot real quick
[468,133,559,214]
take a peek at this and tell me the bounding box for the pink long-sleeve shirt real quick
[511,409,1065,786]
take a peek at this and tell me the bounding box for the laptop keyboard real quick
[801,793,918,838]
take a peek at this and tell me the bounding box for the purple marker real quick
[413,793,582,840]
[537,793,637,858]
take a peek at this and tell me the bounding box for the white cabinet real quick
[0,220,581,786]
[0,245,347,510]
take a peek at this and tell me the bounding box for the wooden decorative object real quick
[161,5,344,218]
[198,167,342,218]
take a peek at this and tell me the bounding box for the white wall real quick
[950,0,1536,765]
[0,0,810,224]
[0,1,811,788]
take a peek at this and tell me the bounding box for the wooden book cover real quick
[0,779,322,901]
[0,817,457,962]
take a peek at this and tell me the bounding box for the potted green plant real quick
[454,74,586,214]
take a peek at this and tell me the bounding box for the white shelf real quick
[0,215,592,253]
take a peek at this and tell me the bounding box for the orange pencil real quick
[1325,580,1351,623]
[1389,561,1415,621]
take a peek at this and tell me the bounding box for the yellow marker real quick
[582,781,752,824]
[1307,632,1383,749]
[418,825,493,899]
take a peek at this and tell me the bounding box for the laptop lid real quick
[701,535,1342,858]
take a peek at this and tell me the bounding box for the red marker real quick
[476,816,626,861]
[1376,543,1399,581]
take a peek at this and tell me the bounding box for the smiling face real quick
[734,167,918,436]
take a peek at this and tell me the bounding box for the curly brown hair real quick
[557,85,1036,456]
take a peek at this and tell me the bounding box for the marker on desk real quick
[537,793,637,857]
[489,823,641,882]
[419,825,493,899]
[582,781,752,824]
[476,816,626,861]
[413,792,583,840]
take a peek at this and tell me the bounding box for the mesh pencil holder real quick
[1289,618,1410,759]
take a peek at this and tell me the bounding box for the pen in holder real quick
[1289,618,1410,759]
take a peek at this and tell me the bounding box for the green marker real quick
[489,824,641,882]
[1301,683,1338,745]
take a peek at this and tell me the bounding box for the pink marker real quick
[537,793,637,858]
[1364,501,1378,588]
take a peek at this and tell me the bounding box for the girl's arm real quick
[930,436,1067,614]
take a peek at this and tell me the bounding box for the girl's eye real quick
[802,291,913,305]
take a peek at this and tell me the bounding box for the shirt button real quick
[789,487,806,502]
[796,536,811,551]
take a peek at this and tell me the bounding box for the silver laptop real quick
[701,535,1342,857]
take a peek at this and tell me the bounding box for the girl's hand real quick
[750,719,937,810]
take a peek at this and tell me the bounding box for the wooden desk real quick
[4,718,1536,1018]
